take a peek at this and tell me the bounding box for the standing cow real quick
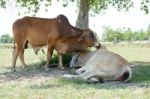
[12,14,99,71]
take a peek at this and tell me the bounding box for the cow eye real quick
[84,35,88,37]
[89,33,94,39]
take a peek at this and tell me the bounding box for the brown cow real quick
[12,14,99,71]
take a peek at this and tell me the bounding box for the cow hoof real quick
[86,77,99,84]
[99,80,105,83]
[86,80,99,84]
[48,64,58,68]
[45,68,50,71]
[24,68,29,71]
[76,69,85,74]
[11,68,16,72]
[59,66,65,70]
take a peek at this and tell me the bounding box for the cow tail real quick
[24,40,29,49]
[12,38,16,55]
[13,39,15,50]
[122,66,132,83]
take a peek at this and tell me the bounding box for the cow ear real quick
[78,34,85,42]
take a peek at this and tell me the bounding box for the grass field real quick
[0,45,150,99]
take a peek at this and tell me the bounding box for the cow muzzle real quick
[94,42,101,49]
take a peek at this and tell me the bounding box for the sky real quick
[0,0,150,38]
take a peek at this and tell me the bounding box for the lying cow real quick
[12,14,99,71]
[70,44,106,68]
[65,45,132,83]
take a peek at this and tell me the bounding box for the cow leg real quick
[69,53,79,68]
[80,71,103,83]
[86,77,99,83]
[64,71,98,83]
[76,66,87,74]
[58,53,64,69]
[12,42,28,71]
[80,71,94,80]
[45,45,54,71]
[86,76,104,83]
[18,48,28,71]
[12,47,19,71]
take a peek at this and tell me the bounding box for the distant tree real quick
[102,26,114,41]
[132,31,138,41]
[102,26,124,42]
[0,34,13,43]
[146,25,150,39]
[138,29,147,40]
[102,26,150,42]
[123,28,133,41]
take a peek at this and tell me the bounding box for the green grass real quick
[107,45,150,62]
[0,45,150,99]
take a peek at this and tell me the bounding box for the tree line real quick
[102,26,150,42]
[1,25,150,44]
[0,34,13,43]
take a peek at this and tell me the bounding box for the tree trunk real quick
[76,0,89,29]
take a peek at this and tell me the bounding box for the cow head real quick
[78,29,100,48]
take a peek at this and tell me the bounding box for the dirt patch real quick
[0,67,75,83]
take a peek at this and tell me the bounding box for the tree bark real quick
[76,0,89,29]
